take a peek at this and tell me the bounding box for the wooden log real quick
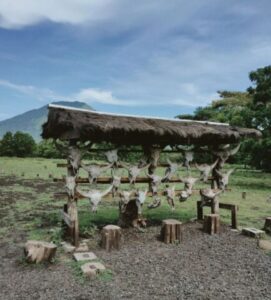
[161,219,182,244]
[101,225,121,251]
[231,205,238,229]
[57,162,171,168]
[203,214,220,235]
[54,189,204,200]
[60,208,75,228]
[197,201,203,220]
[54,176,183,184]
[118,199,140,227]
[263,217,271,234]
[24,240,57,263]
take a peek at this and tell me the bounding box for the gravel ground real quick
[1,222,271,300]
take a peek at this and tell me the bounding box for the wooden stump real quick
[263,217,271,234]
[24,240,57,263]
[101,225,121,251]
[203,214,220,235]
[161,219,182,244]
[118,199,139,227]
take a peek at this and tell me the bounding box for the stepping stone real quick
[61,242,76,254]
[81,262,106,279]
[73,252,97,262]
[258,239,271,251]
[242,228,265,238]
[74,242,89,253]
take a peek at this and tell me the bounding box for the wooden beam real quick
[53,176,183,184]
[57,163,171,168]
[54,189,203,200]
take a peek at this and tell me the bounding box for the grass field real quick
[0,157,271,243]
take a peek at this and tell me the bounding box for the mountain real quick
[0,101,93,141]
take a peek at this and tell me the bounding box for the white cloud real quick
[0,79,68,101]
[0,0,115,29]
[74,88,140,106]
[0,78,146,106]
[0,77,211,108]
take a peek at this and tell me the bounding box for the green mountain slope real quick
[0,101,93,141]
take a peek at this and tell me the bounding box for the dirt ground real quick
[0,177,271,300]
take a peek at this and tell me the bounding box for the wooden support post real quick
[231,205,238,229]
[161,219,182,244]
[197,201,203,220]
[66,147,80,247]
[68,200,79,247]
[24,240,57,263]
[263,217,271,234]
[203,214,220,235]
[101,225,121,251]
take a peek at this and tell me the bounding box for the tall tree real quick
[248,65,271,106]
[0,131,15,156]
[13,131,36,157]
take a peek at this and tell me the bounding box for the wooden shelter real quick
[42,105,260,145]
[42,104,261,246]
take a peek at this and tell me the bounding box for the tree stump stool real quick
[24,240,57,263]
[118,199,139,227]
[203,214,220,235]
[161,219,182,244]
[101,225,121,251]
[263,217,271,234]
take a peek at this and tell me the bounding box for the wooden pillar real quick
[211,198,219,214]
[264,217,271,234]
[161,219,182,244]
[101,225,121,251]
[231,205,238,229]
[66,140,79,247]
[203,214,220,235]
[197,201,203,220]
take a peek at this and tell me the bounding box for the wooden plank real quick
[54,189,203,200]
[60,209,75,228]
[199,201,238,210]
[54,176,184,184]
[57,163,170,168]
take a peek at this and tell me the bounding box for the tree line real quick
[176,65,271,171]
[0,132,62,158]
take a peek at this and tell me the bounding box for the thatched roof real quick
[41,104,261,146]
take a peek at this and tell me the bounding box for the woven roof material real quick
[41,105,261,145]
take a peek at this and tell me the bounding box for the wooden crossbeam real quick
[54,189,201,200]
[56,163,170,168]
[53,176,183,184]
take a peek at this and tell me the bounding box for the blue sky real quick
[0,0,271,121]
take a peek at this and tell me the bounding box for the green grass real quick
[0,157,271,242]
